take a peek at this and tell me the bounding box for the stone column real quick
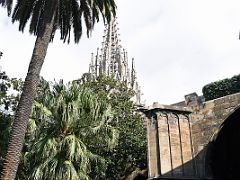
[168,113,183,176]
[179,114,195,176]
[146,113,160,178]
[157,112,172,175]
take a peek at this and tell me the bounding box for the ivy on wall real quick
[202,74,240,101]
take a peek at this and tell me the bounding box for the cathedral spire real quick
[87,18,142,104]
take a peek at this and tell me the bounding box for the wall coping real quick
[139,102,192,114]
[204,92,240,104]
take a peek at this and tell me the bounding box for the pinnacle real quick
[88,18,142,105]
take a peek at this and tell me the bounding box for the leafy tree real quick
[0,71,22,112]
[80,75,147,179]
[0,73,147,179]
[0,1,116,179]
[21,80,118,180]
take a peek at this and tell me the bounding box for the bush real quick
[202,74,240,101]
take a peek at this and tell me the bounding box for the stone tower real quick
[88,18,141,105]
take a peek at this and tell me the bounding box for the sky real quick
[1,0,240,105]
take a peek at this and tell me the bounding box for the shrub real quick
[202,74,240,101]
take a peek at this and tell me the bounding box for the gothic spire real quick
[88,18,142,104]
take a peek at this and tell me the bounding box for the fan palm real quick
[24,81,118,179]
[0,0,116,179]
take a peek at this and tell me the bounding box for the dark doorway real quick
[210,107,240,180]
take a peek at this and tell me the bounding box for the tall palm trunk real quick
[1,7,56,180]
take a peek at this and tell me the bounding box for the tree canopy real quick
[0,74,147,179]
[1,1,117,179]
[23,80,118,179]
[80,75,147,179]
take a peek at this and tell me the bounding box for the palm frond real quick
[59,0,72,43]
[80,0,92,37]
[59,160,79,180]
[12,0,35,32]
[71,0,82,43]
[29,0,44,35]
[0,0,13,16]
[3,0,116,43]
[26,82,119,179]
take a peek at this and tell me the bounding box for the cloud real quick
[1,0,240,105]
[116,0,240,104]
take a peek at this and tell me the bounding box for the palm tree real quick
[25,81,118,179]
[0,0,116,179]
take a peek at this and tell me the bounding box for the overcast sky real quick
[1,0,240,105]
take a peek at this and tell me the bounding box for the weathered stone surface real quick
[144,92,240,179]
[157,114,172,174]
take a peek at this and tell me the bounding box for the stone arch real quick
[206,105,240,180]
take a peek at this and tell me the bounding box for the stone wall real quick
[143,92,240,179]
[191,92,240,177]
[142,104,195,179]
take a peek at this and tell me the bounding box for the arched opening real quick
[210,106,240,180]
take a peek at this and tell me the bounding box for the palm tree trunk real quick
[1,8,55,180]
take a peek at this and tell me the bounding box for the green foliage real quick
[202,74,240,101]
[1,0,117,178]
[0,71,22,111]
[0,71,22,173]
[81,75,147,179]
[22,80,118,180]
[1,74,146,179]
[0,113,13,172]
